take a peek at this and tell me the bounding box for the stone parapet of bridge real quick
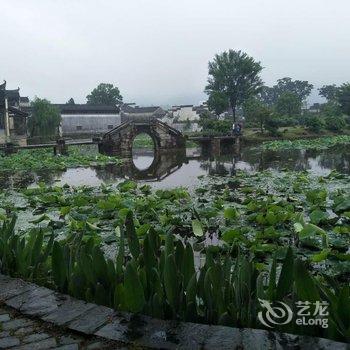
[99,119,186,157]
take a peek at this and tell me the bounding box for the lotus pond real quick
[0,136,349,342]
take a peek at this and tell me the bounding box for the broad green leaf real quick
[192,220,204,237]
[294,259,319,302]
[224,207,237,220]
[125,211,140,259]
[124,261,145,313]
[276,247,294,299]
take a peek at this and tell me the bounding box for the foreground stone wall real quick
[0,274,347,350]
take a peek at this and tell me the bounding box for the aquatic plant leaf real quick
[125,211,140,259]
[276,247,294,300]
[299,223,327,239]
[192,219,204,237]
[224,207,237,220]
[52,242,67,291]
[309,209,329,225]
[294,259,319,302]
[164,254,178,311]
[124,261,145,313]
[311,249,331,262]
[29,214,50,224]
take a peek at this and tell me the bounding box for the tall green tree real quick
[259,86,279,107]
[276,92,302,117]
[319,84,339,101]
[28,98,61,137]
[261,78,313,106]
[243,97,271,133]
[86,83,123,106]
[337,83,350,115]
[207,91,229,117]
[205,50,263,122]
[275,77,313,102]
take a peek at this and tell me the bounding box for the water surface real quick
[1,144,349,190]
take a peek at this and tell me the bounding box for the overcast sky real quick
[1,0,349,106]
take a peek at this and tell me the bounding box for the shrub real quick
[265,116,280,136]
[325,116,346,132]
[321,101,342,118]
[275,115,298,127]
[345,115,350,126]
[199,117,231,135]
[305,115,325,133]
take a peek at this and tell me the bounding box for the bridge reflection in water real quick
[95,142,241,183]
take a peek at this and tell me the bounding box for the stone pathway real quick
[0,305,125,349]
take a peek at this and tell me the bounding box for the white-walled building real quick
[162,104,209,133]
[56,104,121,137]
[171,105,201,122]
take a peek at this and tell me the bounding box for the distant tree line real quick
[204,49,350,135]
[26,50,350,139]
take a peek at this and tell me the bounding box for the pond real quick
[0,139,349,343]
[1,143,349,190]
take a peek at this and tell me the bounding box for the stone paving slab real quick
[1,274,349,349]
[0,275,33,301]
[6,287,55,316]
[0,305,125,349]
[68,305,114,334]
[41,296,96,326]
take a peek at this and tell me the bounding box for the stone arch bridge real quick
[98,119,186,157]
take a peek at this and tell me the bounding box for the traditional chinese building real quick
[0,81,29,145]
[56,104,121,137]
[120,104,167,123]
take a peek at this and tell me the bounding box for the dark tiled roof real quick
[8,106,28,118]
[55,104,120,114]
[5,89,20,99]
[172,104,194,108]
[20,97,30,103]
[121,104,163,114]
[120,104,137,113]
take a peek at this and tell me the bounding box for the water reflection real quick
[1,144,349,190]
[132,134,155,170]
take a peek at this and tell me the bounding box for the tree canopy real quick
[275,92,302,117]
[260,77,313,106]
[243,97,271,133]
[205,50,263,121]
[207,91,229,117]
[86,83,123,106]
[274,77,313,102]
[319,84,339,101]
[28,98,61,137]
[338,83,350,116]
[259,86,279,107]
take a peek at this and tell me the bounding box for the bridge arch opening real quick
[132,133,156,170]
